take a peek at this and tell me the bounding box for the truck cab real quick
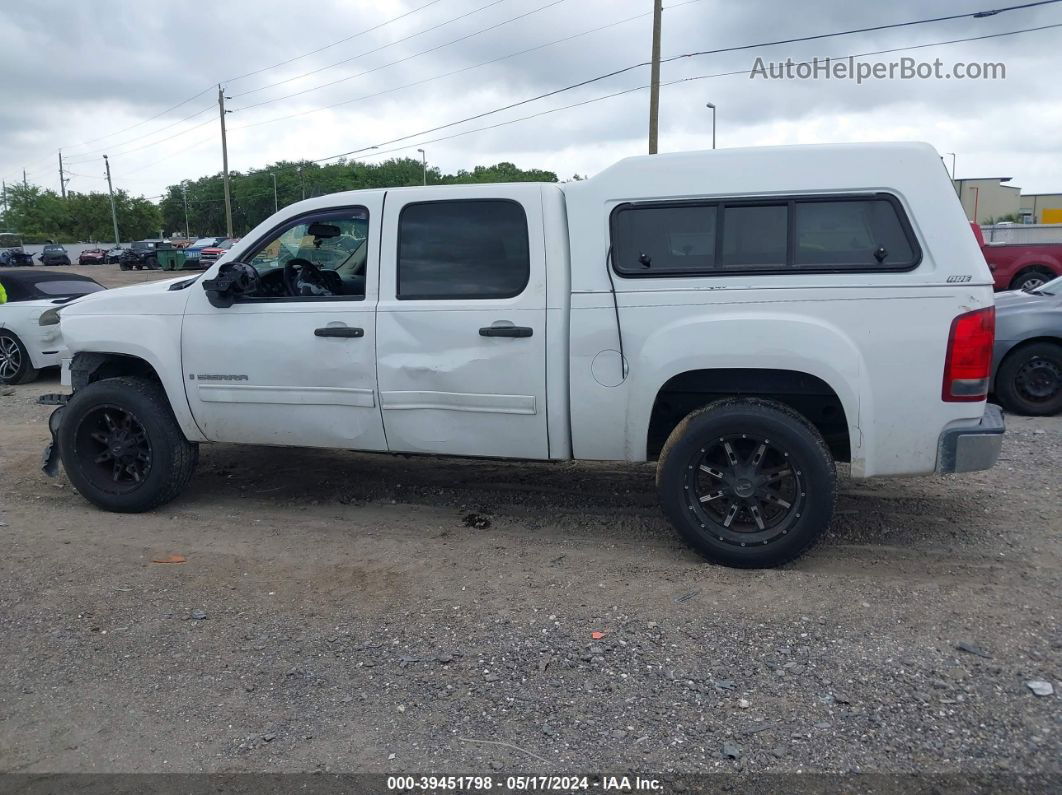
[45,142,1004,568]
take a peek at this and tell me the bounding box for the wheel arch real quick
[1009,263,1061,288]
[69,351,206,442]
[646,368,853,463]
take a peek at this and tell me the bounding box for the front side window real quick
[397,199,530,300]
[242,208,369,300]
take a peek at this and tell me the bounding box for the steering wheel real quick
[283,258,333,297]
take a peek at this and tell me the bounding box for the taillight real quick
[942,306,995,402]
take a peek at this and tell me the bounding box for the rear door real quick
[376,185,549,459]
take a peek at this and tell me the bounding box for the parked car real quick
[118,239,167,270]
[43,142,1004,568]
[991,275,1062,416]
[38,244,71,267]
[106,246,125,264]
[77,247,108,265]
[198,238,238,265]
[0,270,104,384]
[972,223,1062,292]
[181,237,224,269]
[0,234,34,267]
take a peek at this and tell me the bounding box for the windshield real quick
[132,241,157,251]
[34,279,104,297]
[1035,275,1061,295]
[191,238,217,248]
[218,239,237,250]
[45,245,66,253]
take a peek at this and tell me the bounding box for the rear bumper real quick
[935,404,1005,474]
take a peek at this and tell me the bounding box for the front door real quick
[182,199,386,450]
[376,186,549,459]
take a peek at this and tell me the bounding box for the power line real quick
[231,0,513,99]
[231,5,659,132]
[222,0,447,85]
[235,0,571,110]
[305,2,1062,164]
[5,0,451,174]
[64,104,216,164]
[310,21,1062,165]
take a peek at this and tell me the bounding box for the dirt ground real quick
[1,264,1059,779]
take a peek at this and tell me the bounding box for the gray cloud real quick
[1,0,1060,195]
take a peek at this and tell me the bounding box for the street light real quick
[945,152,957,180]
[706,103,716,149]
[417,148,427,186]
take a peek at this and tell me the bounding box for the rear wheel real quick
[995,341,1062,416]
[0,331,38,385]
[58,377,199,512]
[657,398,836,568]
[119,261,131,271]
[1010,267,1054,292]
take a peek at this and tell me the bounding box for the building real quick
[952,177,1021,224]
[1019,193,1062,225]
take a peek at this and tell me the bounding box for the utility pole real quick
[417,148,427,185]
[58,150,68,198]
[181,182,190,238]
[647,0,663,154]
[1,180,6,216]
[103,155,120,248]
[218,84,234,238]
[270,172,278,213]
[23,169,28,189]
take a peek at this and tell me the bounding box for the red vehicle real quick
[198,238,240,265]
[972,223,1062,292]
[77,247,108,265]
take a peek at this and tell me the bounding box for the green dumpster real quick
[156,246,186,271]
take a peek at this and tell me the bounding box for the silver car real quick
[992,276,1062,415]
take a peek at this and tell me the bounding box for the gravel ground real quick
[0,265,1059,780]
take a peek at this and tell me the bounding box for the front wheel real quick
[58,376,199,512]
[656,398,836,568]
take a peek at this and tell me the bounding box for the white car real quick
[48,142,1003,568]
[0,270,104,384]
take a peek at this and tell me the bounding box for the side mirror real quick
[202,261,260,308]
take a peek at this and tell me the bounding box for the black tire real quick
[0,331,39,385]
[146,256,158,270]
[1010,267,1054,292]
[58,376,199,512]
[656,398,836,568]
[119,261,131,271]
[995,341,1062,416]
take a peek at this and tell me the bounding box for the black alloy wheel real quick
[73,404,153,494]
[684,434,806,547]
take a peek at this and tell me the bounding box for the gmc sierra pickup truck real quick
[41,142,1004,568]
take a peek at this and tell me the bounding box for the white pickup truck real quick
[42,142,1003,567]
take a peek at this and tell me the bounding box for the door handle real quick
[314,326,364,338]
[479,326,533,338]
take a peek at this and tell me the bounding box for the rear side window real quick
[611,193,920,277]
[793,199,914,268]
[721,204,787,269]
[398,200,530,299]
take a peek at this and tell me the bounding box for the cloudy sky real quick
[1,0,1060,199]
